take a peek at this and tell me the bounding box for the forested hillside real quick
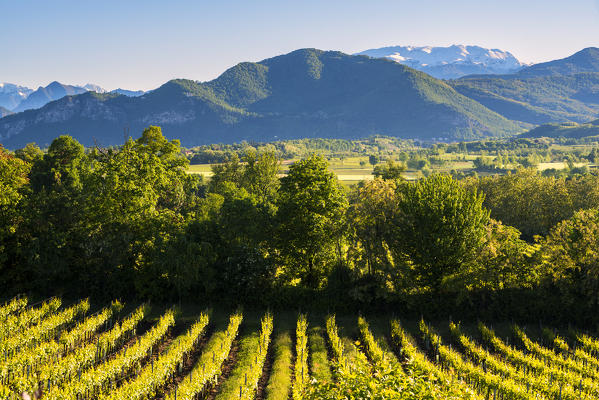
[451,48,599,125]
[520,119,599,139]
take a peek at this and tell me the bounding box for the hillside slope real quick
[0,49,521,148]
[450,48,599,125]
[0,107,13,118]
[520,119,599,139]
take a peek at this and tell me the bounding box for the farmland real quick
[4,296,599,399]
[186,136,599,187]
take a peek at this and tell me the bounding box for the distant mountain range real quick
[0,81,144,113]
[356,45,527,79]
[1,46,598,148]
[0,83,33,110]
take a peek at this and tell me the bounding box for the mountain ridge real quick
[450,48,599,126]
[356,44,527,79]
[0,48,521,148]
[1,81,146,113]
[0,106,13,118]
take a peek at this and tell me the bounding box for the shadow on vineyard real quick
[4,296,599,399]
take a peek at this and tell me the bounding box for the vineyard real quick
[3,297,599,399]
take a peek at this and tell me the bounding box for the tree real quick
[470,169,573,239]
[372,160,406,180]
[444,219,537,304]
[0,146,31,290]
[276,154,348,287]
[391,174,489,291]
[0,146,30,208]
[539,208,599,309]
[368,154,379,166]
[14,143,43,164]
[241,150,280,205]
[209,154,243,194]
[348,178,398,276]
[21,136,87,294]
[30,135,85,192]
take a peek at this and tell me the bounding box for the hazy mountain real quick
[356,45,526,79]
[13,82,88,112]
[519,119,599,139]
[0,83,34,110]
[0,106,13,118]
[0,49,520,148]
[6,82,142,112]
[111,88,145,97]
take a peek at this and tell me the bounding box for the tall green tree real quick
[23,136,87,293]
[471,169,573,239]
[276,154,348,287]
[392,174,489,291]
[539,208,599,310]
[0,146,31,291]
[348,178,398,276]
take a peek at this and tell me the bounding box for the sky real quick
[2,0,599,91]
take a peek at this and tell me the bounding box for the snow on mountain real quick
[356,45,527,79]
[0,83,34,110]
[2,82,146,113]
[13,82,89,112]
[83,83,107,93]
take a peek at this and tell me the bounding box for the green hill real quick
[517,47,599,77]
[0,49,520,148]
[519,119,599,139]
[451,73,599,125]
[450,48,599,126]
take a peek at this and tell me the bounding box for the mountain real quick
[519,119,599,139]
[0,83,33,110]
[8,82,141,113]
[355,45,526,79]
[451,73,599,125]
[83,84,107,93]
[0,106,13,118]
[515,47,599,78]
[13,82,88,112]
[0,49,521,148]
[450,48,599,126]
[111,88,145,97]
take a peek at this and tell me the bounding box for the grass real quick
[307,327,332,383]
[214,330,261,400]
[264,332,293,400]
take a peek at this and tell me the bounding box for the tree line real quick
[2,127,599,323]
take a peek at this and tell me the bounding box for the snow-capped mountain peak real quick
[0,82,144,113]
[355,44,528,79]
[0,83,34,111]
[83,83,107,93]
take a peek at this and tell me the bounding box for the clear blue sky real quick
[2,0,599,91]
